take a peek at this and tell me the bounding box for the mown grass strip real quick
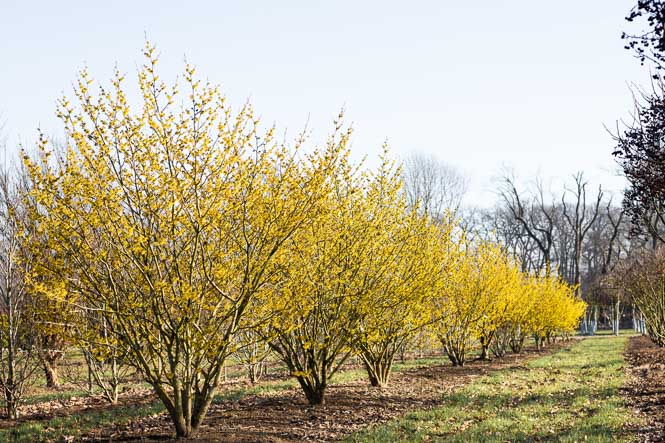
[348,336,641,442]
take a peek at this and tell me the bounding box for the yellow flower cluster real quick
[429,240,586,366]
[20,44,586,433]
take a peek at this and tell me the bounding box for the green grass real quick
[347,336,641,442]
[21,389,90,406]
[591,328,637,337]
[0,400,163,442]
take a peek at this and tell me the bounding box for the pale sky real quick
[0,0,653,206]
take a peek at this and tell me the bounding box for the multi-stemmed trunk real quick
[442,337,468,367]
[82,349,121,404]
[297,377,327,405]
[247,361,266,384]
[269,335,351,406]
[491,326,516,358]
[149,368,224,438]
[509,325,525,353]
[288,354,338,406]
[363,360,392,387]
[356,339,404,388]
[360,351,395,388]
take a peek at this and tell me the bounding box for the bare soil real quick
[77,343,570,442]
[623,335,665,443]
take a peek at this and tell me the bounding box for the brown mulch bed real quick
[80,342,571,442]
[623,335,665,443]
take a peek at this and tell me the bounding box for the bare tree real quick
[561,173,604,293]
[499,173,556,275]
[496,171,637,334]
[402,152,468,218]
[472,206,540,273]
[558,173,604,334]
[0,165,39,419]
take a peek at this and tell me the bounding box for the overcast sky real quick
[0,0,653,206]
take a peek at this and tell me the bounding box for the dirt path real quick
[623,335,665,442]
[81,342,571,442]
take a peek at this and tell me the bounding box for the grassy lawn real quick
[590,328,636,336]
[348,336,641,442]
